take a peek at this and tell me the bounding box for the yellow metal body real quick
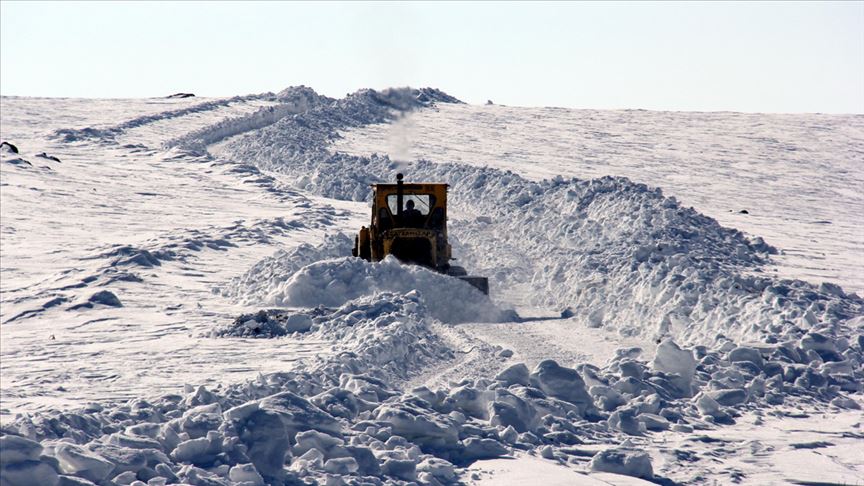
[353,181,452,271]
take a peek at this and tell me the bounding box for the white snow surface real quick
[332,103,864,295]
[2,87,863,486]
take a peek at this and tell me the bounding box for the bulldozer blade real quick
[458,276,489,295]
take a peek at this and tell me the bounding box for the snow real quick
[332,103,864,296]
[2,86,862,485]
[589,447,653,480]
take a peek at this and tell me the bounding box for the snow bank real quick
[165,86,331,153]
[51,93,275,144]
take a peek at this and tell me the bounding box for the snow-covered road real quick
[1,88,862,486]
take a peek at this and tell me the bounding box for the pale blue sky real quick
[1,1,862,113]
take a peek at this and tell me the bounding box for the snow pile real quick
[219,232,354,305]
[269,256,512,324]
[214,308,322,338]
[220,230,511,324]
[2,292,532,485]
[1,293,450,485]
[209,86,863,410]
[4,289,860,485]
[7,86,860,483]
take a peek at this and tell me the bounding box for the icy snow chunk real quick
[232,409,291,482]
[223,401,260,422]
[293,430,344,457]
[381,458,416,481]
[693,392,731,422]
[638,413,670,431]
[617,360,645,380]
[105,432,162,450]
[111,471,138,485]
[800,332,842,360]
[589,447,654,479]
[489,399,533,433]
[728,346,764,369]
[375,403,460,447]
[652,339,697,397]
[312,387,370,420]
[0,435,43,464]
[290,448,325,472]
[705,388,748,406]
[171,437,218,465]
[529,360,594,415]
[461,438,508,461]
[589,385,626,411]
[228,463,265,485]
[344,446,380,476]
[417,457,456,481]
[494,363,531,387]
[177,402,222,439]
[257,391,342,437]
[176,464,231,486]
[830,396,861,409]
[448,386,493,419]
[608,407,645,436]
[53,443,115,484]
[88,443,163,475]
[0,460,59,486]
[56,475,97,486]
[499,425,519,444]
[323,457,358,475]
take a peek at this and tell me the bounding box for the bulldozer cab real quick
[373,182,447,233]
[354,173,451,270]
[353,173,489,295]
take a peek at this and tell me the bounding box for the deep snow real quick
[1,87,862,486]
[332,104,864,296]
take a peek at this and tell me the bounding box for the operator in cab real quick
[403,199,424,228]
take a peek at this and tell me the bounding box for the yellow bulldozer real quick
[352,173,490,294]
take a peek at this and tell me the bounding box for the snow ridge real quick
[165,86,333,153]
[51,93,276,144]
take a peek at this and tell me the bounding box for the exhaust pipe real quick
[396,173,404,223]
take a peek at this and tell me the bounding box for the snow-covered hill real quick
[332,103,864,296]
[1,88,862,486]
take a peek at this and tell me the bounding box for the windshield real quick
[387,194,435,215]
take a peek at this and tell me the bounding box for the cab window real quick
[387,194,435,215]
